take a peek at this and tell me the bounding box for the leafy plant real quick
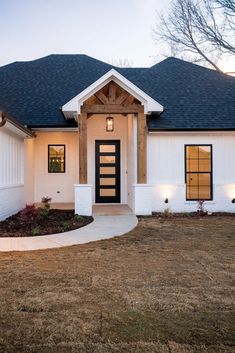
[19,205,40,227]
[41,196,52,210]
[39,207,49,220]
[74,214,82,222]
[183,212,191,218]
[197,200,206,216]
[163,207,171,217]
[32,227,41,236]
[62,222,70,232]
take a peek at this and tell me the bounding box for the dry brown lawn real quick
[0,216,234,353]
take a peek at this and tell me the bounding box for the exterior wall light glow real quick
[106,116,114,132]
[232,198,235,203]
[164,198,169,204]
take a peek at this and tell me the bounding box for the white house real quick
[0,54,234,220]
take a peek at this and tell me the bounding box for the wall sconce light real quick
[164,198,169,204]
[106,116,114,132]
[232,198,235,204]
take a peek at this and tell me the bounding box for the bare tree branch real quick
[193,0,235,53]
[153,0,235,72]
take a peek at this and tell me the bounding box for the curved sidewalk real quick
[0,215,138,252]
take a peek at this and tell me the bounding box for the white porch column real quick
[133,184,153,215]
[74,184,92,216]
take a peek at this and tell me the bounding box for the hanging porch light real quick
[106,116,114,132]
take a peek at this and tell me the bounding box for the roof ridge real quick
[150,56,234,79]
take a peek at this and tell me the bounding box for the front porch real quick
[61,69,163,216]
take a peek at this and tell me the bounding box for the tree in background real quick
[153,0,235,72]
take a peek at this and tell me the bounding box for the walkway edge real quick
[0,215,138,252]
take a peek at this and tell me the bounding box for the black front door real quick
[95,140,120,203]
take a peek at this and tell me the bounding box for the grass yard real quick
[0,216,234,353]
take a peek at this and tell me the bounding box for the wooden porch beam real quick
[108,81,116,103]
[115,91,130,105]
[95,91,109,104]
[81,104,144,114]
[79,113,87,184]
[137,112,147,184]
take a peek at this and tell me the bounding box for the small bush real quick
[32,227,41,236]
[39,207,49,220]
[62,222,70,232]
[41,196,52,210]
[163,207,171,217]
[197,200,206,216]
[74,214,82,222]
[183,212,191,218]
[19,205,40,227]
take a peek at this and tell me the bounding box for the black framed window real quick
[185,145,212,200]
[48,145,65,173]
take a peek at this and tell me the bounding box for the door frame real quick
[95,140,121,203]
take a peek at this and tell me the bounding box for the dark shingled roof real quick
[0,54,234,130]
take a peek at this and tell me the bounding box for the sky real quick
[0,0,234,71]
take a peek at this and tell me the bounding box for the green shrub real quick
[32,227,41,236]
[62,222,70,232]
[39,207,49,220]
[74,214,82,222]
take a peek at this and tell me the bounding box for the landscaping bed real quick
[0,209,93,237]
[151,211,235,219]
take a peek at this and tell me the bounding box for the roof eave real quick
[0,110,35,138]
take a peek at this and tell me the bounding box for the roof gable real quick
[62,68,163,115]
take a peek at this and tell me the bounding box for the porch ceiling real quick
[81,80,144,114]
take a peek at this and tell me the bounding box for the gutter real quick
[0,110,35,138]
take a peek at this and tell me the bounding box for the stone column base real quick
[133,184,153,215]
[74,184,92,216]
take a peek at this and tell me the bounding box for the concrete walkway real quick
[0,214,138,252]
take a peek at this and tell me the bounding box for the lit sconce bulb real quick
[106,116,114,132]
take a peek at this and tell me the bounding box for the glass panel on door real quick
[95,140,120,203]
